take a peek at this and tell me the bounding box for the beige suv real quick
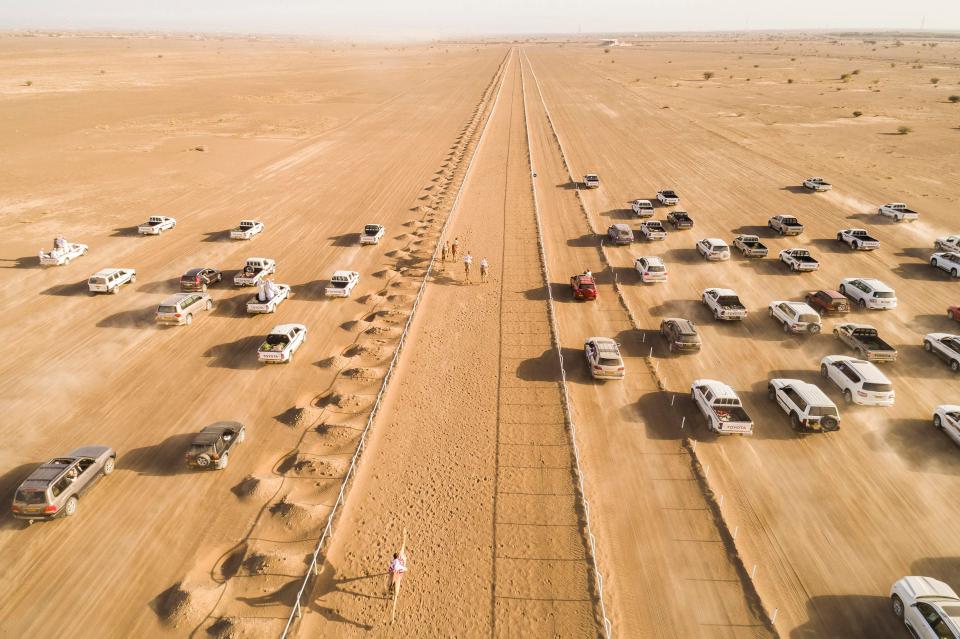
[12,446,116,523]
[156,292,213,326]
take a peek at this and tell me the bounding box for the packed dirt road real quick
[3,32,960,639]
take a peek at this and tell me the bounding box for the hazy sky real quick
[1,0,959,37]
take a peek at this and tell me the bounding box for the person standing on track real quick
[463,251,473,284]
[479,256,489,283]
[451,237,460,261]
[388,549,407,596]
[440,241,449,270]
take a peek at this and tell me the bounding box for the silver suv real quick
[11,446,116,523]
[156,292,213,325]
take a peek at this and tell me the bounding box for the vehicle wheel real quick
[836,234,843,242]
[130,274,137,283]
[767,385,776,401]
[809,324,821,334]
[854,241,861,250]
[951,310,956,320]
[714,310,721,320]
[202,283,208,292]
[218,454,229,470]
[185,314,193,325]
[839,285,847,296]
[858,299,866,310]
[196,454,211,468]
[102,457,115,475]
[216,273,223,283]
[237,429,246,443]
[768,308,774,317]
[64,496,78,517]
[205,300,213,311]
[822,416,839,431]
[924,341,933,352]
[931,259,938,268]
[952,360,960,372]
[83,248,89,255]
[783,323,791,334]
[935,415,943,430]
[820,364,828,378]
[111,286,120,294]
[892,594,905,620]
[857,348,866,358]
[843,389,854,405]
[953,268,958,278]
[668,342,676,353]
[790,413,801,430]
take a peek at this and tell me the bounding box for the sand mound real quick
[268,496,315,530]
[274,406,308,426]
[356,293,385,305]
[206,617,242,639]
[344,341,388,360]
[242,552,274,575]
[340,319,371,332]
[402,220,417,227]
[373,268,400,279]
[231,474,283,500]
[152,580,219,628]
[365,325,400,337]
[342,367,379,381]
[387,294,413,304]
[317,354,349,369]
[316,390,367,410]
[278,453,346,478]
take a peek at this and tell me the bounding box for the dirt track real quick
[3,33,960,639]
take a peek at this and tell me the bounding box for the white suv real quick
[768,301,822,334]
[923,333,960,372]
[696,238,730,261]
[838,278,897,310]
[635,256,667,283]
[584,337,624,380]
[820,355,894,406]
[88,268,136,294]
[931,252,960,278]
[890,576,960,639]
[767,379,840,431]
[934,405,960,447]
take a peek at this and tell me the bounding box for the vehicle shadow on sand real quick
[865,418,960,477]
[567,233,599,248]
[120,434,196,476]
[789,595,889,639]
[330,233,357,247]
[212,293,253,318]
[96,307,156,329]
[202,229,232,242]
[662,247,703,265]
[780,185,814,194]
[731,225,777,238]
[203,335,265,370]
[110,225,140,237]
[0,256,41,269]
[137,278,181,294]
[515,348,562,383]
[913,313,955,333]
[600,208,632,220]
[911,557,960,584]
[892,262,954,281]
[41,280,90,296]
[290,280,330,302]
[0,463,40,530]
[809,238,848,255]
[522,283,579,303]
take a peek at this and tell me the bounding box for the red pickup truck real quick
[570,274,598,301]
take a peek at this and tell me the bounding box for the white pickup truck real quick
[779,248,820,272]
[39,242,88,266]
[230,220,264,240]
[878,202,919,222]
[246,283,290,314]
[631,199,654,218]
[583,174,600,189]
[360,224,385,245]
[702,288,747,321]
[691,379,754,435]
[656,189,680,206]
[138,216,176,235]
[325,271,360,297]
[639,220,667,241]
[258,324,307,364]
[837,228,880,251]
[732,235,768,258]
[769,215,805,236]
[233,257,276,287]
[803,177,832,191]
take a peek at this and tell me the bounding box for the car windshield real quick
[599,357,621,367]
[15,489,46,504]
[809,405,839,417]
[863,382,892,393]
[648,223,663,229]
[89,277,106,285]
[616,230,630,237]
[647,265,665,272]
[678,334,699,343]
[579,283,595,290]
[873,291,895,299]
[364,226,379,235]
[717,296,741,306]
[158,305,177,314]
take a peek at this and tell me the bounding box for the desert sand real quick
[1,32,960,639]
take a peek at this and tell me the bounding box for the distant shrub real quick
[703,71,715,80]
[24,80,32,86]
[840,73,852,81]
[931,77,940,85]
[852,69,861,75]
[853,110,863,117]
[604,48,610,53]
[949,95,960,103]
[897,126,912,135]
[753,64,759,68]
[791,57,796,61]
[787,78,794,84]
